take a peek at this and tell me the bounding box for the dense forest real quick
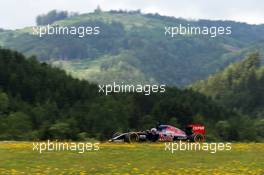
[192,53,264,140]
[0,10,263,142]
[0,10,264,86]
[192,53,264,116]
[36,10,70,26]
[1,48,261,141]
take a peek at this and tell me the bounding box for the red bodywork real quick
[186,124,206,136]
[158,125,187,141]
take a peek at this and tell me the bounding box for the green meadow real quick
[0,142,264,175]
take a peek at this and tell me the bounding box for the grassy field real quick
[0,142,264,175]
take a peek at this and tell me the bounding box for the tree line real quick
[192,53,264,141]
[0,48,263,141]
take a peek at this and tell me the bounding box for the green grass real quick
[0,142,264,174]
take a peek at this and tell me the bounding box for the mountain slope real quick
[0,11,264,86]
[0,47,245,140]
[192,52,264,117]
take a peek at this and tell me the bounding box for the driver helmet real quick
[151,128,157,133]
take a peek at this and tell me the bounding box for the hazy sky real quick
[1,0,264,29]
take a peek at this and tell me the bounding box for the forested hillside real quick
[192,53,264,140]
[192,53,264,117]
[0,10,264,86]
[1,48,260,141]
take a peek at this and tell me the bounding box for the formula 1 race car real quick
[109,124,205,143]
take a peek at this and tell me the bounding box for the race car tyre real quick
[126,132,139,143]
[193,133,205,142]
